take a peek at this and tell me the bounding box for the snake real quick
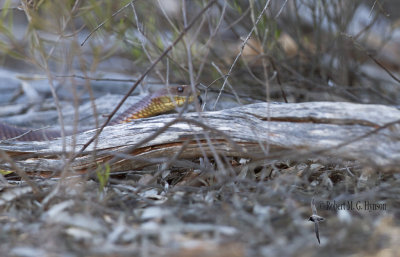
[0,85,199,141]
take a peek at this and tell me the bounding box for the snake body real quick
[0,85,198,141]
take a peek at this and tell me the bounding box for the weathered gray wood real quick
[1,102,400,173]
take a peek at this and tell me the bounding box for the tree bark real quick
[1,102,399,173]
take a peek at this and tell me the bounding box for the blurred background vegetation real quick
[1,0,400,105]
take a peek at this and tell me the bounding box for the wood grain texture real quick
[1,102,400,173]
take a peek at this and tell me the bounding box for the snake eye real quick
[177,86,184,93]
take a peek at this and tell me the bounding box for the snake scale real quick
[0,85,199,141]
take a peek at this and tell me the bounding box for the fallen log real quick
[1,102,400,174]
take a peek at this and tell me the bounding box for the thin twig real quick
[366,51,400,84]
[212,0,272,110]
[56,74,142,83]
[81,1,134,46]
[0,150,41,195]
[342,33,400,84]
[131,2,165,83]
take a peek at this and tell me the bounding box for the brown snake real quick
[0,85,199,141]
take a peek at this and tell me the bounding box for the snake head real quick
[161,85,201,107]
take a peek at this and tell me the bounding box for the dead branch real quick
[1,102,400,174]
